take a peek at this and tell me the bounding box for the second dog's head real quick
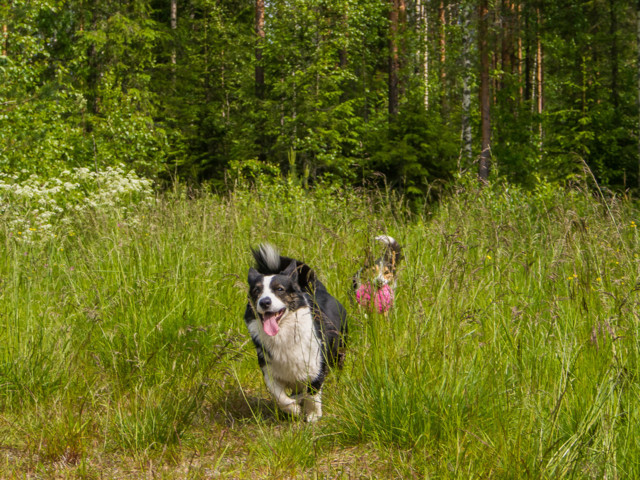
[355,235,403,289]
[248,261,307,336]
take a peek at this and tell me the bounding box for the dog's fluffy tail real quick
[252,243,283,273]
[375,235,403,265]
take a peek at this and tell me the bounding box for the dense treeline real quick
[1,0,639,192]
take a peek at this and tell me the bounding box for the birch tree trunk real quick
[170,0,177,66]
[517,1,523,101]
[479,0,491,181]
[536,8,543,142]
[439,0,447,114]
[460,0,473,167]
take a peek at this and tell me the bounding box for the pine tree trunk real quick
[637,0,640,187]
[524,3,532,102]
[460,0,473,167]
[610,0,619,116]
[255,0,266,161]
[500,0,508,91]
[479,0,491,181]
[389,0,400,117]
[399,0,406,98]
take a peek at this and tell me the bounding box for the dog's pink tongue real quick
[262,312,280,336]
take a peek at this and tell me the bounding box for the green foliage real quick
[366,101,459,194]
[0,0,169,178]
[5,0,640,191]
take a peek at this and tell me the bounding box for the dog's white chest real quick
[249,307,323,385]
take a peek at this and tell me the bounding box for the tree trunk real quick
[517,1,523,101]
[610,0,619,116]
[439,0,447,114]
[87,7,100,117]
[255,0,266,161]
[460,0,473,167]
[255,0,265,100]
[389,0,400,117]
[399,0,406,98]
[536,8,543,142]
[524,2,532,102]
[2,22,7,57]
[499,0,508,91]
[479,0,491,181]
[170,0,177,66]
[637,0,640,187]
[339,7,348,70]
[417,0,429,109]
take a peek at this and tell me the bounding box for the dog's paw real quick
[305,411,322,423]
[280,400,302,417]
[303,396,322,422]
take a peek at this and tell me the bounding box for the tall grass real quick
[334,182,640,477]
[1,176,639,477]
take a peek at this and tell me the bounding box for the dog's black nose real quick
[259,297,272,310]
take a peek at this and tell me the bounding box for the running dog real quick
[244,244,347,422]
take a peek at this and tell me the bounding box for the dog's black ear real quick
[248,267,261,284]
[383,241,403,268]
[282,260,298,281]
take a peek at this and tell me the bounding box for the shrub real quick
[0,165,154,242]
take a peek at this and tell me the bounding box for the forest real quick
[4,2,640,477]
[2,0,640,193]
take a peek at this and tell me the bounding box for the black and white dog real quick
[244,244,347,422]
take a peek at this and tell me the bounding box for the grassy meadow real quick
[1,174,640,478]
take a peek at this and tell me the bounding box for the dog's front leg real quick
[262,368,301,417]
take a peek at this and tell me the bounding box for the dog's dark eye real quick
[276,286,285,292]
